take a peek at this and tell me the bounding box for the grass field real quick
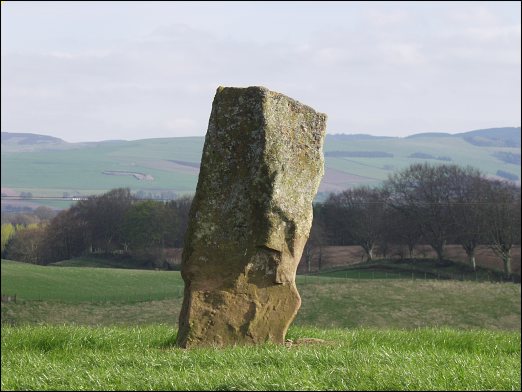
[2,133,520,205]
[2,260,520,330]
[1,325,520,391]
[1,259,520,390]
[311,259,516,283]
[3,132,520,389]
[0,259,183,303]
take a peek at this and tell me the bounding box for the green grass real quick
[48,255,162,270]
[2,134,520,204]
[2,260,520,330]
[1,325,520,391]
[295,279,520,330]
[1,259,184,303]
[323,135,521,180]
[313,258,510,282]
[1,138,203,194]
[2,260,521,390]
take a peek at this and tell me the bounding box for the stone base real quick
[177,282,300,348]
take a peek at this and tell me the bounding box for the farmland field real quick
[2,131,521,208]
[2,260,520,330]
[1,259,520,390]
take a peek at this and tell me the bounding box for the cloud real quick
[1,4,520,141]
[446,5,502,26]
[378,43,427,66]
[463,24,521,42]
[365,9,410,26]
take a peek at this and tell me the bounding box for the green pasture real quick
[323,135,521,179]
[1,148,199,192]
[0,260,183,303]
[1,325,520,391]
[2,260,520,330]
[1,259,520,390]
[313,259,510,282]
[2,134,520,202]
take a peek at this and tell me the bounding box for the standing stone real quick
[177,86,327,348]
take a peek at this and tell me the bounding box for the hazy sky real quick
[1,1,521,142]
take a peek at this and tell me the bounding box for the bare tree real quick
[303,208,328,272]
[448,170,490,270]
[385,163,475,263]
[326,186,387,262]
[384,207,422,259]
[321,193,351,246]
[483,180,521,277]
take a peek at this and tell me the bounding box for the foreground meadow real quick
[2,325,520,391]
[1,259,521,390]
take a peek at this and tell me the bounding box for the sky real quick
[1,1,521,142]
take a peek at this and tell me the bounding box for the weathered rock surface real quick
[176,86,327,348]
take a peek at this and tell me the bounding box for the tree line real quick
[307,163,520,277]
[1,189,192,268]
[2,163,520,276]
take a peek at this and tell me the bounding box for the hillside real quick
[1,259,520,330]
[456,127,521,147]
[1,259,520,390]
[1,127,520,209]
[1,132,69,152]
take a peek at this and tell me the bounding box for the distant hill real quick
[1,132,70,152]
[1,127,520,210]
[1,132,135,153]
[1,132,64,144]
[329,127,521,147]
[405,132,453,138]
[2,132,64,142]
[327,134,396,141]
[456,127,521,147]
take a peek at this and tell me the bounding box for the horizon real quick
[2,2,521,142]
[2,125,521,144]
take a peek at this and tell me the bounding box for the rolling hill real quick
[1,258,520,330]
[1,127,520,209]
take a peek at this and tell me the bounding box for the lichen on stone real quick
[177,86,327,348]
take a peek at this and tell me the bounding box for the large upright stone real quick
[177,86,327,348]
